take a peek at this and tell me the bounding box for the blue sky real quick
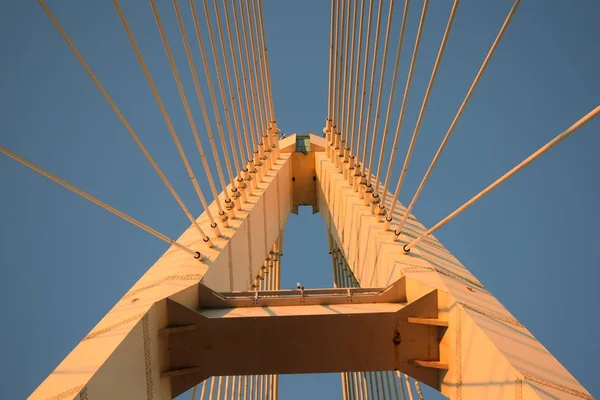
[1,1,599,399]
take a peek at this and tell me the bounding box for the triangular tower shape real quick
[29,135,591,399]
[4,1,596,398]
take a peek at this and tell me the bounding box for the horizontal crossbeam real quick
[162,279,447,397]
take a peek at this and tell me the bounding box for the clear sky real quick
[1,1,599,399]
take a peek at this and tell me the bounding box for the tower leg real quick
[316,150,592,400]
[29,154,293,400]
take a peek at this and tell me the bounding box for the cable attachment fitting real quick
[230,187,241,198]
[363,184,374,205]
[218,210,229,227]
[254,160,264,182]
[369,193,381,214]
[224,199,235,209]
[224,198,236,218]
[352,169,362,192]
[375,204,386,222]
[323,118,333,135]
[263,142,272,156]
[209,221,222,237]
[271,142,279,160]
[230,188,242,211]
[245,169,256,192]
[383,216,392,231]
[202,236,214,248]
[236,178,248,203]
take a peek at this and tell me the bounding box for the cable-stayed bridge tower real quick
[1,0,597,399]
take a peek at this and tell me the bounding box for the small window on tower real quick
[295,134,311,153]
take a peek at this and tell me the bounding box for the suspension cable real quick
[359,0,384,174]
[331,0,339,130]
[395,0,520,234]
[414,381,425,400]
[333,0,345,130]
[0,146,207,257]
[384,370,394,399]
[391,370,400,399]
[327,0,336,120]
[113,0,219,227]
[231,0,259,156]
[38,0,213,242]
[373,0,410,192]
[388,0,458,220]
[222,0,252,162]
[251,0,272,132]
[342,0,358,146]
[149,0,225,232]
[374,372,384,399]
[200,378,207,399]
[200,0,238,182]
[397,371,407,400]
[189,0,235,197]
[258,0,276,122]
[403,104,600,252]
[223,376,229,399]
[232,375,239,400]
[172,0,226,217]
[248,0,269,141]
[349,0,366,154]
[208,376,216,398]
[366,0,396,184]
[240,0,264,148]
[243,0,267,147]
[367,371,375,399]
[359,371,367,399]
[404,374,415,400]
[380,1,428,204]
[339,0,352,146]
[335,0,345,131]
[336,0,344,130]
[212,0,245,173]
[354,0,374,161]
[335,0,347,130]
[339,371,347,398]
